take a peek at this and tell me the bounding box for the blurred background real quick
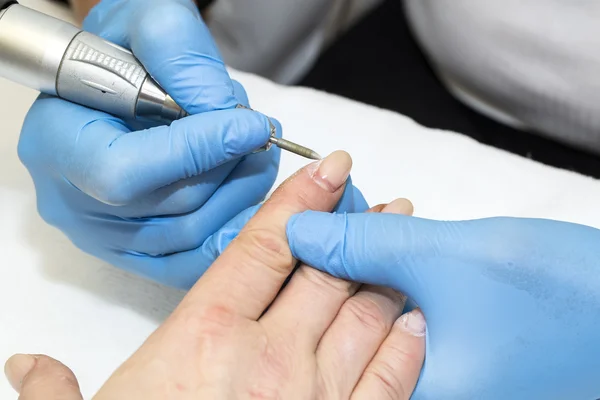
[300,0,600,178]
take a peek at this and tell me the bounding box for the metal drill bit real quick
[269,137,322,160]
[235,104,321,160]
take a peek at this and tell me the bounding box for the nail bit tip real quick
[308,151,322,160]
[270,137,322,160]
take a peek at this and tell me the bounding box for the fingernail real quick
[383,198,414,215]
[308,150,352,192]
[399,309,427,337]
[5,354,36,392]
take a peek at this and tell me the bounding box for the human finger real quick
[85,170,360,291]
[21,98,271,206]
[179,151,353,320]
[286,210,466,303]
[260,198,412,350]
[351,309,426,400]
[62,77,259,220]
[69,120,281,258]
[316,200,413,397]
[259,261,360,350]
[4,354,83,400]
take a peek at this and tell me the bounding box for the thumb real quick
[286,212,478,300]
[5,354,82,400]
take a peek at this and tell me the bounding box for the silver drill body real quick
[0,2,320,160]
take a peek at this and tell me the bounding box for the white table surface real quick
[2,0,600,397]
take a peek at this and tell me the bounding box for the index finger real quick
[23,97,270,205]
[179,151,354,320]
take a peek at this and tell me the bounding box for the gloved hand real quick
[286,212,600,399]
[18,0,283,289]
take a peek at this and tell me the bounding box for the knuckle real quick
[385,336,424,367]
[27,356,78,386]
[57,372,80,390]
[173,304,237,343]
[343,297,390,335]
[365,362,408,400]
[294,187,321,210]
[235,228,292,277]
[267,185,321,216]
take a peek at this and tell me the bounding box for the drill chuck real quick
[0,1,321,159]
[0,1,185,122]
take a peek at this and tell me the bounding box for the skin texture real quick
[5,152,425,399]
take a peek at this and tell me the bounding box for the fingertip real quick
[172,109,273,160]
[285,211,347,269]
[15,355,83,399]
[398,308,427,337]
[367,204,388,213]
[5,354,36,392]
[382,198,414,216]
[227,110,274,155]
[308,150,353,193]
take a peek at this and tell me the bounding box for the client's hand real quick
[287,211,600,399]
[5,152,425,400]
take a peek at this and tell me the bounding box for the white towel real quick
[1,1,600,397]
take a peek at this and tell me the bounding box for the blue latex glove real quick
[286,213,600,399]
[18,0,281,289]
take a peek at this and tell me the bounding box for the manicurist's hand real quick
[18,0,282,289]
[5,152,424,399]
[287,211,600,399]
